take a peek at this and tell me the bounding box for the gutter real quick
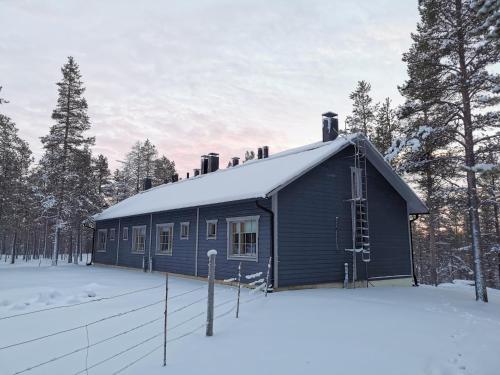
[409,214,420,286]
[255,199,274,290]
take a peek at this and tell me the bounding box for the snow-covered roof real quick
[95,134,427,221]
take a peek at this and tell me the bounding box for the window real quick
[227,216,259,260]
[110,228,115,241]
[132,226,146,253]
[180,222,189,240]
[123,227,128,240]
[97,229,107,252]
[156,223,174,255]
[206,220,218,240]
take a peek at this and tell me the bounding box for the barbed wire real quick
[72,332,164,375]
[6,280,269,375]
[1,298,165,351]
[0,283,165,321]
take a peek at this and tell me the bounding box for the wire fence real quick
[2,258,272,375]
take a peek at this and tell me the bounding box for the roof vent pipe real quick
[194,168,200,177]
[322,111,339,142]
[231,157,240,167]
[201,155,209,174]
[257,147,263,159]
[186,172,190,179]
[143,177,152,191]
[207,153,219,173]
[263,146,269,158]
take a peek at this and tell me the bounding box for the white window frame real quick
[180,222,190,240]
[131,225,147,254]
[226,216,259,262]
[206,219,218,240]
[156,223,174,255]
[110,228,116,241]
[123,227,128,241]
[97,229,107,252]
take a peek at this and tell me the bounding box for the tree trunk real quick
[75,226,81,265]
[10,230,17,264]
[455,0,488,302]
[68,228,73,264]
[51,223,60,266]
[426,166,438,286]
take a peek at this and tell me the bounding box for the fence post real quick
[163,272,169,366]
[236,262,242,318]
[344,262,349,289]
[206,250,217,337]
[265,256,272,297]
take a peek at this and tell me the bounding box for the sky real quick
[0,0,419,176]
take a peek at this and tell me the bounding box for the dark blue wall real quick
[277,146,411,287]
[94,199,272,283]
[95,146,411,288]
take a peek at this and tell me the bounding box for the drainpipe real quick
[255,199,274,290]
[409,214,420,286]
[148,214,153,272]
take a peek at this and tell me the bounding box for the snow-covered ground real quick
[1,261,499,375]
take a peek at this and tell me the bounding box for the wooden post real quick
[163,272,169,366]
[236,262,242,318]
[265,257,272,297]
[206,249,217,337]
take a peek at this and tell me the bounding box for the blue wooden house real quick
[93,113,428,289]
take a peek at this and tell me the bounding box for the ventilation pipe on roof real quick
[194,168,200,177]
[231,157,240,167]
[257,147,263,159]
[186,172,190,179]
[263,146,269,158]
[322,112,339,142]
[143,177,152,191]
[207,153,219,173]
[201,155,209,174]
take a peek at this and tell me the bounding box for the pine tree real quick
[92,154,110,195]
[372,98,401,154]
[401,0,499,302]
[153,155,176,185]
[345,80,376,137]
[0,87,32,264]
[40,56,94,266]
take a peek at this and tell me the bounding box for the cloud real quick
[0,0,418,175]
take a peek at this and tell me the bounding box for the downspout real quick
[195,207,200,277]
[255,199,274,290]
[116,219,121,266]
[148,214,153,272]
[409,214,420,287]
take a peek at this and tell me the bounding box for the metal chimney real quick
[257,147,263,159]
[194,168,200,177]
[263,146,269,158]
[186,172,190,179]
[207,153,219,173]
[201,155,209,174]
[322,112,339,142]
[231,157,240,167]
